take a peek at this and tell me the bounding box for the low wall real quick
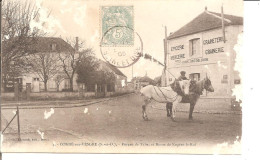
[1,89,133,101]
[1,91,95,101]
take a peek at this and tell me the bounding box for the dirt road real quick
[1,93,242,153]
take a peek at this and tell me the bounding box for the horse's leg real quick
[171,96,182,121]
[142,97,150,121]
[189,102,195,120]
[166,102,172,117]
[189,94,199,120]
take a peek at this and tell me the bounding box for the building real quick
[132,75,155,89]
[164,8,243,97]
[16,37,76,92]
[99,60,127,91]
[3,35,128,93]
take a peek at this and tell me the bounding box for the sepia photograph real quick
[0,0,244,154]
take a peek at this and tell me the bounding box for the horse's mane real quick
[190,79,205,95]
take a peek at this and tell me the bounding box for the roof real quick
[132,76,155,84]
[29,37,74,52]
[100,61,127,77]
[168,10,243,40]
[3,37,74,53]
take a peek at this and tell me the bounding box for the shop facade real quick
[165,10,243,97]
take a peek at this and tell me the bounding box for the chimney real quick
[205,6,207,11]
[75,37,79,52]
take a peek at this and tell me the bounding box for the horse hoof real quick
[143,116,148,121]
[189,117,193,120]
[171,117,177,122]
[167,114,171,117]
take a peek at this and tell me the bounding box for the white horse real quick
[140,79,191,121]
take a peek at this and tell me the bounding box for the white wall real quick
[166,25,243,97]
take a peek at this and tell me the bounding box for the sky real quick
[28,0,243,81]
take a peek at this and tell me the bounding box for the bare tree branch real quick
[1,0,49,91]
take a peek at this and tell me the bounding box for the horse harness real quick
[152,86,178,101]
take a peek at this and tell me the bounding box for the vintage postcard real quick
[1,0,243,154]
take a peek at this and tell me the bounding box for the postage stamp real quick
[100,6,142,68]
[100,26,142,68]
[101,6,134,45]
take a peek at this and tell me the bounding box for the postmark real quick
[100,26,143,68]
[101,6,134,46]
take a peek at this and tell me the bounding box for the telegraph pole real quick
[221,5,226,43]
[164,26,168,86]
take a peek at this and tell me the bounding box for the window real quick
[33,78,39,81]
[189,38,200,57]
[221,75,228,83]
[234,79,241,84]
[189,73,200,81]
[50,43,57,51]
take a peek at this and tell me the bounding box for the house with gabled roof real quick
[4,36,128,93]
[99,60,127,91]
[164,8,243,97]
[132,74,155,90]
[9,37,77,92]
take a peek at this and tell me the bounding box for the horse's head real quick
[204,76,214,92]
[179,79,191,95]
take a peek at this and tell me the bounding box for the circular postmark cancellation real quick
[100,26,143,68]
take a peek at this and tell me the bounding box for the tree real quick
[1,0,47,91]
[54,74,66,92]
[58,38,94,91]
[76,56,100,85]
[77,58,116,91]
[26,53,60,91]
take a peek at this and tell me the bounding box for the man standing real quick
[166,71,188,117]
[177,71,188,81]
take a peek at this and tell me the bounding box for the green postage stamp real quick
[101,6,134,45]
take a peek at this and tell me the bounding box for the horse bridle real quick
[203,79,211,91]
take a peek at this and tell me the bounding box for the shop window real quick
[189,73,200,81]
[221,75,228,83]
[33,78,39,81]
[189,38,200,57]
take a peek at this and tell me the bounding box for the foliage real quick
[1,0,47,91]
[58,37,94,91]
[77,58,116,85]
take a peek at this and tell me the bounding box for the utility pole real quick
[221,5,226,43]
[164,26,168,86]
[132,65,133,80]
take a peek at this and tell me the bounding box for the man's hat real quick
[180,71,186,75]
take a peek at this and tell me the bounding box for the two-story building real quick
[164,8,243,97]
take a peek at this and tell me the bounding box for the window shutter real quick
[189,40,193,57]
